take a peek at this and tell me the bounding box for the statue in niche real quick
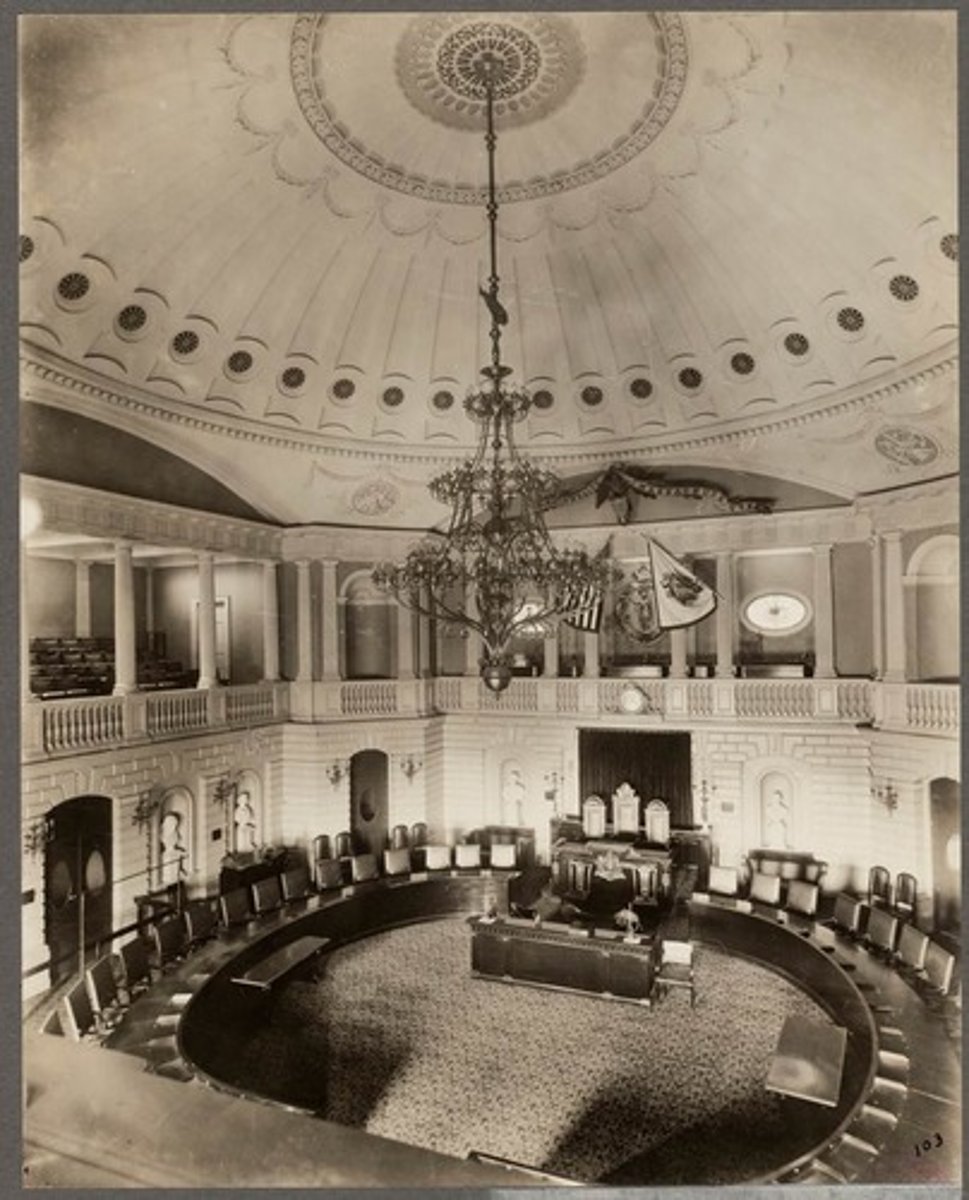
[233,789,258,853]
[500,763,525,827]
[762,787,791,850]
[159,809,186,885]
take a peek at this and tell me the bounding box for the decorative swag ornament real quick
[373,46,612,693]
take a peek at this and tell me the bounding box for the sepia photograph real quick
[17,8,960,1193]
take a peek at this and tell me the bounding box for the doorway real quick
[929,777,959,933]
[44,794,113,986]
[350,750,389,857]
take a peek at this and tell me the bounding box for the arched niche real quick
[155,786,193,887]
[231,769,263,855]
[342,571,395,679]
[905,534,959,681]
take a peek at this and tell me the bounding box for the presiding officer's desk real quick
[469,915,656,1004]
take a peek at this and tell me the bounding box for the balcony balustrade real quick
[22,676,957,761]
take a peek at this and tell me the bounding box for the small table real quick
[766,1014,847,1107]
[230,935,329,992]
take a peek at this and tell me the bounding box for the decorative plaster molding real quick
[21,475,283,558]
[20,341,958,475]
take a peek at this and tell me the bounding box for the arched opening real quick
[343,574,394,679]
[154,787,193,888]
[43,794,113,986]
[905,535,959,681]
[349,749,389,857]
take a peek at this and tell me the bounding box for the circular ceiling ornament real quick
[290,13,688,205]
[398,17,578,131]
[874,426,940,468]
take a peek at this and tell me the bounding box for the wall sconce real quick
[326,760,348,787]
[871,778,899,815]
[132,788,163,830]
[400,755,423,782]
[212,775,239,809]
[23,815,52,858]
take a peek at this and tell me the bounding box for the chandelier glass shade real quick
[373,52,612,693]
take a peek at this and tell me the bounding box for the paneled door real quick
[349,750,389,858]
[44,794,113,986]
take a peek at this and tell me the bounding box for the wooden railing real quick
[24,677,958,759]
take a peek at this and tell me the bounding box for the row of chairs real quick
[311,838,518,891]
[58,897,233,1042]
[312,823,429,865]
[707,864,821,919]
[828,893,956,999]
[867,866,917,921]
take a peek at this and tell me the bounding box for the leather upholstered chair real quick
[281,865,313,903]
[424,844,451,871]
[316,858,344,892]
[785,879,819,919]
[219,886,252,928]
[896,923,929,974]
[454,843,482,869]
[118,936,154,999]
[152,914,189,968]
[312,834,332,862]
[60,979,99,1042]
[383,847,411,877]
[351,853,380,884]
[184,898,218,944]
[864,905,899,957]
[389,824,409,850]
[920,940,956,998]
[829,892,865,937]
[893,872,917,920]
[749,871,782,907]
[708,865,739,898]
[490,842,517,870]
[85,955,124,1032]
[581,796,607,839]
[410,822,429,848]
[643,799,670,846]
[334,831,354,859]
[868,864,892,909]
[251,875,283,915]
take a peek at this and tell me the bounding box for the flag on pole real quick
[646,539,717,628]
[561,582,603,632]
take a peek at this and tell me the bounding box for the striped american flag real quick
[561,583,603,632]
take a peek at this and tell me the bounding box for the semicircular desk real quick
[25,874,960,1189]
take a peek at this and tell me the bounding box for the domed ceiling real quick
[19,11,957,527]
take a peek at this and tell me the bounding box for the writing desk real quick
[231,935,329,992]
[766,1014,847,1107]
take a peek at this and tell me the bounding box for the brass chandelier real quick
[373,52,612,693]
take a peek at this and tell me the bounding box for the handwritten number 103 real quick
[914,1133,944,1156]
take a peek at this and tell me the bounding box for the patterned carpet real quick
[232,917,830,1185]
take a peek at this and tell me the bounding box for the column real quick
[295,560,312,682]
[113,541,137,695]
[715,552,735,678]
[870,535,884,679]
[396,599,416,679]
[882,531,906,682]
[582,630,600,678]
[670,627,688,678]
[418,589,433,678]
[543,629,559,677]
[464,584,479,676]
[196,551,218,689]
[320,559,340,681]
[812,543,835,678]
[144,563,155,652]
[262,561,279,682]
[75,560,91,638]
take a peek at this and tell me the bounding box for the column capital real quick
[881,529,904,544]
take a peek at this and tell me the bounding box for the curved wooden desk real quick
[688,898,960,1185]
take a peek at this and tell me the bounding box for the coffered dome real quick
[19,10,957,525]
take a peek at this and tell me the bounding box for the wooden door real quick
[929,777,960,932]
[45,795,113,985]
[349,750,389,857]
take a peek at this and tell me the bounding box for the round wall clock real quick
[619,684,646,713]
[741,591,811,636]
